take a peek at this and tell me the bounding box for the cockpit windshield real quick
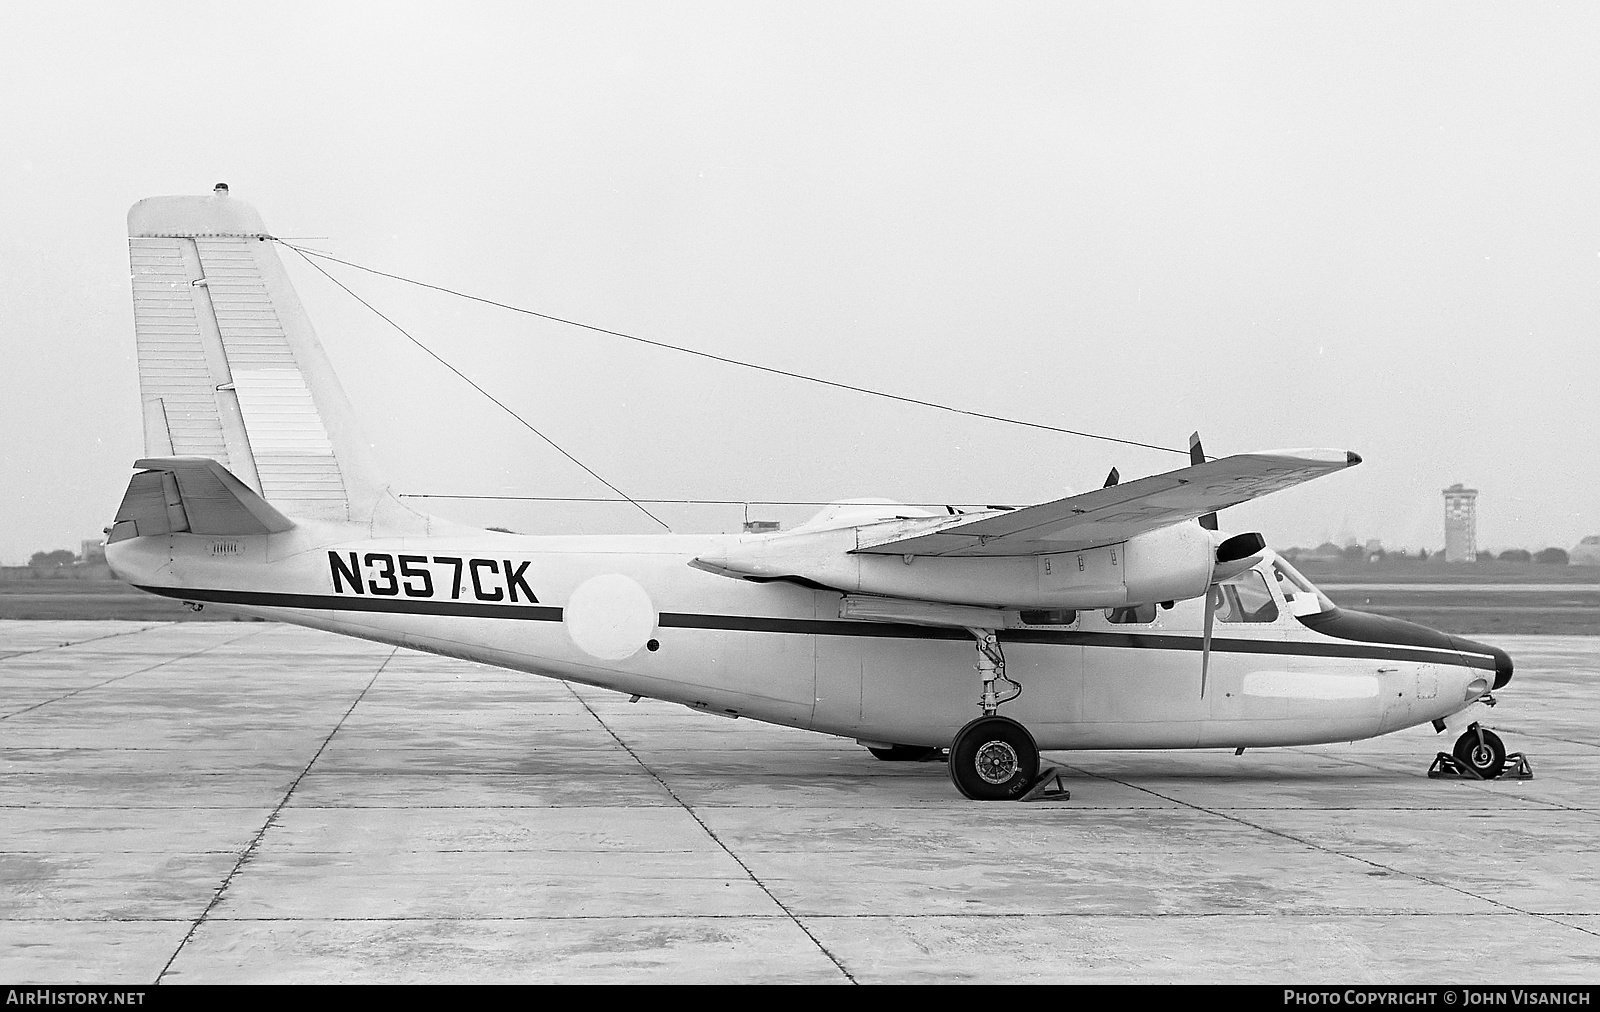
[1268,555,1337,617]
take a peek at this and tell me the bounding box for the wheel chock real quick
[1021,766,1070,802]
[1428,752,1483,779]
[1426,752,1534,780]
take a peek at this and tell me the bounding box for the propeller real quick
[1192,429,1218,694]
[1189,432,1217,531]
[1117,430,1267,697]
[1201,533,1267,697]
[1192,425,1263,696]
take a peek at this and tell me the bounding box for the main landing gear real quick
[1428,723,1534,780]
[950,714,1039,800]
[947,628,1068,801]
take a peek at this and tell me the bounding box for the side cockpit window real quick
[1211,570,1279,624]
[1270,557,1335,617]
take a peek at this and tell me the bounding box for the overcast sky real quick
[3,2,1597,564]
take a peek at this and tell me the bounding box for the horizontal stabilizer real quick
[857,448,1360,557]
[108,457,295,541]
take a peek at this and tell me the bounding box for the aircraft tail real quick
[126,185,417,532]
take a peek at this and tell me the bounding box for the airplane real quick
[104,187,1519,801]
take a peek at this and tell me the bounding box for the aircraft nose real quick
[1454,635,1514,689]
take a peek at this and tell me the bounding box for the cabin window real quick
[1020,609,1077,626]
[1105,603,1157,624]
[1211,570,1279,624]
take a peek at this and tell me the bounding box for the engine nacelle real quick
[691,520,1218,610]
[1123,522,1218,606]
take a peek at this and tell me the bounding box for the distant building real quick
[80,540,106,565]
[1572,536,1600,566]
[1443,484,1478,562]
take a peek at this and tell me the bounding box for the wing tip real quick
[1248,447,1361,467]
[128,188,268,237]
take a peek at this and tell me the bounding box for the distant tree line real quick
[1285,545,1571,564]
[1509,548,1569,564]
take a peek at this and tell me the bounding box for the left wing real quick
[855,448,1360,557]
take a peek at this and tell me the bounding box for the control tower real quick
[1443,484,1479,562]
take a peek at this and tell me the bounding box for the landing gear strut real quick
[946,628,1064,801]
[969,628,1020,716]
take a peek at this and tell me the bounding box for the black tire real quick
[948,715,1040,800]
[867,744,939,762]
[1453,724,1506,779]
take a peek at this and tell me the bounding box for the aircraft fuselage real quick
[107,524,1501,752]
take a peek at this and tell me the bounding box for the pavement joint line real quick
[6,910,1585,923]
[0,626,271,721]
[564,680,859,985]
[1278,749,1553,792]
[0,791,1573,811]
[0,622,175,663]
[1061,763,1600,942]
[1482,726,1600,751]
[154,646,398,985]
[1278,748,1596,818]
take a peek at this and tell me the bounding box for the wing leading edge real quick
[855,448,1361,558]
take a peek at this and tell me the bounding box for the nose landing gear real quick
[1456,725,1506,778]
[1428,723,1534,780]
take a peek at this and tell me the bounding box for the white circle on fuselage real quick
[563,574,657,661]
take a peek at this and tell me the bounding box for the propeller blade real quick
[1189,432,1218,531]
[1201,586,1216,697]
[1103,467,1120,488]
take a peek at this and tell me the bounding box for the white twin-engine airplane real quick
[106,189,1517,801]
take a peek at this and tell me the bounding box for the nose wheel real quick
[1428,723,1532,780]
[1453,724,1506,779]
[948,715,1040,800]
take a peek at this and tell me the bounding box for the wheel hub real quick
[974,740,1020,784]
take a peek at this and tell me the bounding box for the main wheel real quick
[948,715,1039,800]
[867,744,939,762]
[1453,724,1506,779]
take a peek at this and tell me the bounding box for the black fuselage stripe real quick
[140,585,562,622]
[135,585,1493,671]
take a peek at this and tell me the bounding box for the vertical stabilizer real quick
[127,186,399,527]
